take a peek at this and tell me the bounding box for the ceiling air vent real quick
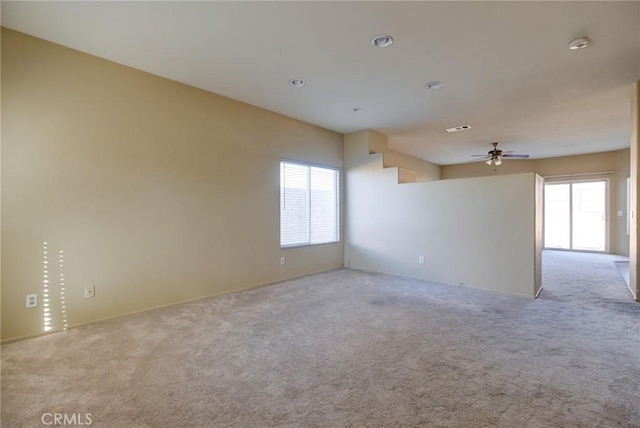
[446,125,471,133]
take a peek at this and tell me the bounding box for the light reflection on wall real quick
[59,250,69,330]
[59,250,68,330]
[42,242,51,332]
[42,242,69,332]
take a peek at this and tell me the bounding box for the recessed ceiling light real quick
[290,79,306,87]
[371,35,394,48]
[352,107,363,113]
[568,37,590,50]
[425,81,443,90]
[446,125,471,133]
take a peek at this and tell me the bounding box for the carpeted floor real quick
[2,250,639,427]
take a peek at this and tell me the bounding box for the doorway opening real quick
[544,180,608,252]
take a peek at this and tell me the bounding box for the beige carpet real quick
[2,250,639,427]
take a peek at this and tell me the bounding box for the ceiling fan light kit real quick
[485,157,502,166]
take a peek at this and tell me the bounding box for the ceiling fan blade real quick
[471,155,490,157]
[502,154,529,159]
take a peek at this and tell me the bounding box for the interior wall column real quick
[629,81,640,301]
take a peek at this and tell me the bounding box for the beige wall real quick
[1,29,344,341]
[345,131,538,298]
[443,149,631,256]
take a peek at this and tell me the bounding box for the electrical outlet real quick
[280,257,286,265]
[26,294,38,308]
[418,256,425,264]
[84,285,95,298]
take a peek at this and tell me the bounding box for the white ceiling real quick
[2,1,639,165]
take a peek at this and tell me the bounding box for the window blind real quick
[280,160,339,247]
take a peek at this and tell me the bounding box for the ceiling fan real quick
[472,142,530,166]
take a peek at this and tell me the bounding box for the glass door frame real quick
[543,178,610,253]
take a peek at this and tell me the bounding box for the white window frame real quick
[543,178,610,253]
[280,159,340,249]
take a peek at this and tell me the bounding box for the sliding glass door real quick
[544,180,607,252]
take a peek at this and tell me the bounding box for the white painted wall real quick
[345,131,538,298]
[630,82,639,301]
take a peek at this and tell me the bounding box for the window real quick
[280,160,339,248]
